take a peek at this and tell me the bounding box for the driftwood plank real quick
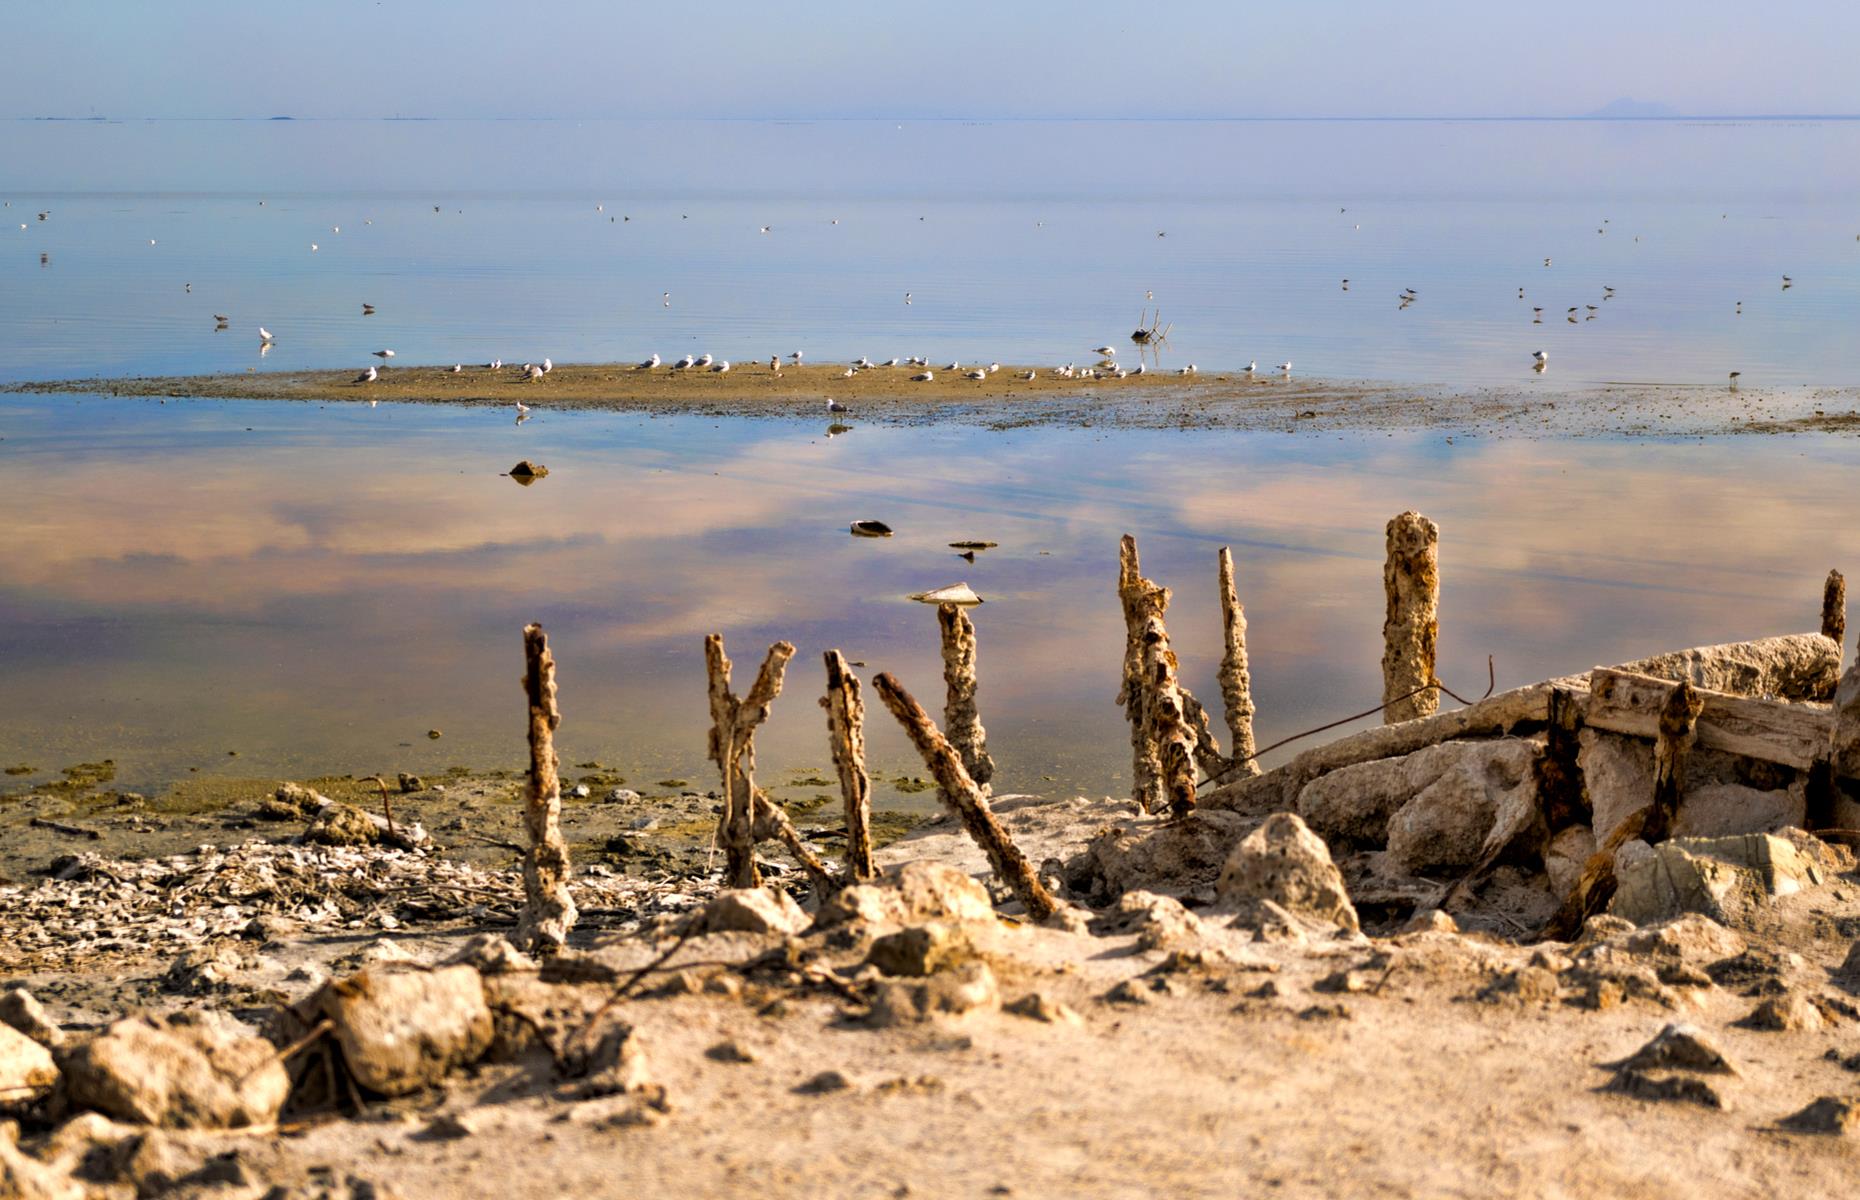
[1585,668,1830,771]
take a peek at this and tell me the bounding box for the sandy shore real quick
[11,362,1860,436]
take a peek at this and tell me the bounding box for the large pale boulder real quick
[1384,739,1541,873]
[318,965,493,1096]
[1215,813,1359,933]
[1611,831,1830,927]
[61,1011,289,1129]
[0,1024,57,1108]
[1298,738,1539,860]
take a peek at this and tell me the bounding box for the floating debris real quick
[850,520,894,538]
[948,541,998,551]
[910,582,982,605]
[508,460,549,482]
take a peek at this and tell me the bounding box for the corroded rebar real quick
[1217,547,1261,776]
[820,649,876,880]
[871,672,1057,919]
[518,623,577,954]
[1382,512,1440,724]
[937,603,996,790]
[705,635,796,889]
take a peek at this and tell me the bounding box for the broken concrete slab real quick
[1611,831,1830,927]
[60,1010,290,1129]
[1295,738,1539,862]
[318,965,494,1097]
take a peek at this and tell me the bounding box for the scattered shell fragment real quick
[910,582,982,605]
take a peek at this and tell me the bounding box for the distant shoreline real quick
[9,363,1859,438]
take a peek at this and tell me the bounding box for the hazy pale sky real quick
[6,1,1858,120]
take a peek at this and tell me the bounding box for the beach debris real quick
[820,650,877,881]
[1217,547,1261,777]
[938,603,996,791]
[317,964,495,1096]
[1215,812,1360,934]
[870,671,1058,919]
[517,623,578,955]
[948,541,997,551]
[62,1010,290,1129]
[910,582,981,606]
[1130,308,1171,344]
[849,520,893,537]
[1382,511,1440,724]
[507,460,549,482]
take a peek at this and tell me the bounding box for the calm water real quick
[3,119,1860,387]
[5,119,1860,801]
[2,393,1858,798]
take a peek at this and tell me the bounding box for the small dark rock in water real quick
[849,520,893,537]
[948,541,998,551]
[427,729,443,740]
[508,459,549,480]
[396,773,423,793]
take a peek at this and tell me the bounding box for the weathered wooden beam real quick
[1614,632,1839,703]
[820,649,876,881]
[1216,547,1261,776]
[518,624,577,955]
[1382,511,1441,724]
[871,672,1058,919]
[1585,668,1830,771]
[938,603,995,790]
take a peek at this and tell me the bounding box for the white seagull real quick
[696,353,713,368]
[1246,361,1257,373]
[966,368,987,380]
[1532,350,1548,364]
[826,398,847,413]
[913,371,934,382]
[355,366,377,384]
[640,354,660,369]
[1278,361,1293,374]
[372,349,395,360]
[526,364,545,381]
[1093,346,1117,357]
[790,350,804,363]
[712,359,730,373]
[258,327,275,343]
[515,400,530,416]
[451,364,463,373]
[541,357,552,374]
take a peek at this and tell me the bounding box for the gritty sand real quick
[11,362,1860,436]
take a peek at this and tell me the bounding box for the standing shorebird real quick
[1532,350,1548,365]
[355,366,377,384]
[639,353,660,369]
[258,327,275,343]
[826,398,847,413]
[711,359,730,373]
[372,349,395,360]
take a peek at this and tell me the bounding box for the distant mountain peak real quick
[1585,97,1680,119]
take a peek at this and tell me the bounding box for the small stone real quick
[444,933,537,976]
[795,1070,854,1095]
[1100,979,1152,1006]
[240,914,300,944]
[1622,914,1746,966]
[61,1010,290,1129]
[604,788,642,804]
[1780,1095,1860,1135]
[1296,1003,1352,1021]
[319,965,494,1096]
[1605,1069,1724,1108]
[815,862,996,930]
[567,784,591,799]
[706,1040,758,1064]
[427,729,443,740]
[1003,993,1082,1025]
[0,1124,86,1200]
[396,773,423,793]
[691,888,808,937]
[1477,966,1560,1005]
[868,961,1000,1026]
[1605,1023,1737,1075]
[1215,813,1358,934]
[0,1023,58,1107]
[1740,991,1827,1033]
[867,924,974,977]
[1402,909,1459,935]
[1314,968,1376,995]
[0,989,63,1049]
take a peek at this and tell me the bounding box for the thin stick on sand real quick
[517,623,578,954]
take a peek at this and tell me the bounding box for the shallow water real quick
[4,119,1860,388]
[3,393,1858,799]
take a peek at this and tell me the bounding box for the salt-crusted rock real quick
[1671,782,1807,839]
[1782,1095,1860,1135]
[305,802,381,847]
[1090,891,1205,949]
[814,862,995,929]
[0,1123,86,1200]
[1297,739,1540,864]
[866,923,975,977]
[444,933,537,976]
[1740,991,1826,1033]
[318,965,493,1096]
[0,1024,57,1108]
[0,990,63,1050]
[1385,739,1541,873]
[1578,729,1654,844]
[1072,810,1253,901]
[1605,1023,1737,1075]
[867,961,999,1026]
[1621,914,1747,966]
[691,887,808,937]
[61,1011,289,1129]
[1622,632,1839,701]
[1215,812,1359,934]
[1611,832,1829,927]
[1544,825,1596,900]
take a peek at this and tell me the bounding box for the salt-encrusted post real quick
[1116,535,1170,811]
[1644,679,1703,842]
[1382,511,1440,724]
[820,649,876,881]
[1139,616,1200,818]
[1823,569,1846,654]
[872,672,1058,919]
[937,604,996,790]
[517,623,578,954]
[705,634,795,889]
[1217,547,1261,776]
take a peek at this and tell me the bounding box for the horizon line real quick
[10,112,1860,124]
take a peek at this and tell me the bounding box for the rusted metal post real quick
[937,603,996,791]
[1382,511,1440,724]
[871,672,1058,919]
[518,624,578,954]
[820,650,876,881]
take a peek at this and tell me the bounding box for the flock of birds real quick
[621,346,1232,383]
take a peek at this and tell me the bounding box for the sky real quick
[5,1,1859,120]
